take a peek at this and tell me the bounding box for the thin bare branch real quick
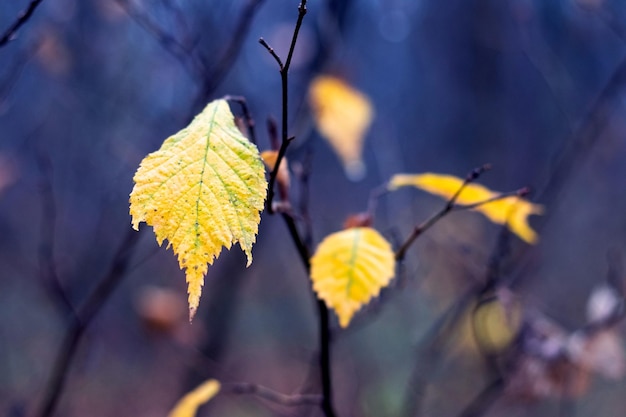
[192,0,266,112]
[0,0,45,48]
[35,229,142,417]
[114,0,204,78]
[224,95,257,145]
[36,152,76,318]
[259,38,283,69]
[228,382,322,406]
[262,0,308,213]
[258,2,335,416]
[395,164,492,261]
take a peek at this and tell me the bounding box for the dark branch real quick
[36,153,76,318]
[35,229,142,417]
[456,377,505,417]
[259,38,283,69]
[194,0,266,107]
[224,95,257,145]
[259,3,335,416]
[401,221,513,417]
[0,0,45,48]
[114,0,204,78]
[262,0,308,213]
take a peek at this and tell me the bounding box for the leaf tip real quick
[167,378,221,417]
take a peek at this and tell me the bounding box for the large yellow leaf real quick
[311,227,395,327]
[130,99,267,318]
[168,379,220,417]
[389,173,543,244]
[309,75,373,181]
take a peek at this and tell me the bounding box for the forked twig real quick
[259,3,336,417]
[395,164,492,261]
[260,0,308,214]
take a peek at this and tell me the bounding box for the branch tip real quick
[517,186,530,197]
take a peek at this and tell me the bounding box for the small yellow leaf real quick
[168,379,221,417]
[309,75,373,181]
[130,99,267,318]
[260,150,290,189]
[389,173,543,244]
[311,227,395,327]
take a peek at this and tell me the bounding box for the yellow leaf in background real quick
[311,227,395,327]
[472,294,523,353]
[260,150,290,189]
[388,173,543,244]
[309,75,373,181]
[168,379,220,417]
[130,99,267,318]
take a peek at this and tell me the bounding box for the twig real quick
[35,228,142,417]
[456,377,504,417]
[295,146,314,249]
[260,0,308,214]
[36,153,76,318]
[279,209,336,417]
[0,0,45,48]
[192,0,266,112]
[260,4,336,416]
[395,164,492,261]
[228,382,322,406]
[401,285,482,417]
[401,223,513,417]
[453,187,529,211]
[366,184,390,218]
[114,0,204,78]
[224,95,257,145]
[0,40,39,102]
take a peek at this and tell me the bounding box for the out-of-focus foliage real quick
[2,0,626,416]
[471,291,523,353]
[389,173,543,243]
[130,99,267,318]
[167,379,220,417]
[311,227,395,327]
[308,75,373,181]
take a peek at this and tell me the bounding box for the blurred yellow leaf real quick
[311,227,395,327]
[309,76,373,181]
[168,379,220,417]
[472,293,523,353]
[130,99,267,319]
[389,173,543,244]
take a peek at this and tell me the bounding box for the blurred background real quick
[1,0,626,416]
